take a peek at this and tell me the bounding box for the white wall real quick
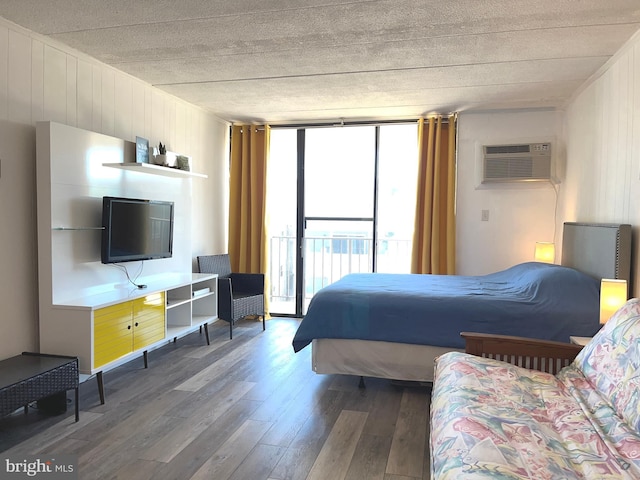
[561,31,640,297]
[456,110,563,275]
[38,122,200,304]
[0,18,228,359]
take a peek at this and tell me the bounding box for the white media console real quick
[35,122,213,402]
[39,273,218,376]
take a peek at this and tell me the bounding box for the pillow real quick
[573,298,640,430]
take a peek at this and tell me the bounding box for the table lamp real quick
[600,278,627,324]
[534,242,555,263]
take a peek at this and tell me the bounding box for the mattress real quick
[292,262,601,352]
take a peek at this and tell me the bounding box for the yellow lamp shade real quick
[600,279,627,324]
[534,242,555,263]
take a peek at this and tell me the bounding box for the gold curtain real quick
[229,124,270,315]
[411,115,457,274]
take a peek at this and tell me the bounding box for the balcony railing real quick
[269,234,411,314]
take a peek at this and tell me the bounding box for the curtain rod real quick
[236,115,455,132]
[272,119,420,129]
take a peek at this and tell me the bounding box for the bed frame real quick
[311,222,632,383]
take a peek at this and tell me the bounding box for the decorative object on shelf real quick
[153,152,178,168]
[176,155,190,171]
[152,154,166,166]
[152,142,169,166]
[135,136,149,164]
[193,287,210,297]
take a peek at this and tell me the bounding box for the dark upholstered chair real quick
[197,254,265,339]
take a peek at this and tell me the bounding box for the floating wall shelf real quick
[52,227,105,231]
[103,162,208,179]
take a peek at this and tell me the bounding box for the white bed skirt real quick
[311,338,462,383]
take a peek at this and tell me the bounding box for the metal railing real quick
[268,234,411,313]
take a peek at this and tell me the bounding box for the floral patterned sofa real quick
[430,298,640,480]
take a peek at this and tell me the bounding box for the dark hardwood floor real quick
[0,318,431,480]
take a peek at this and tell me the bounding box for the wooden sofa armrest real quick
[460,332,584,375]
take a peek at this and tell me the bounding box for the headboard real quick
[561,222,632,285]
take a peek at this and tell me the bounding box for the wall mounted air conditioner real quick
[482,143,551,183]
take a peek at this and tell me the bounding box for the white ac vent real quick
[482,143,551,183]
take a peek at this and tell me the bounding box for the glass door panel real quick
[303,127,376,312]
[266,129,298,315]
[376,124,419,273]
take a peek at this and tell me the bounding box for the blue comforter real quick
[292,262,601,352]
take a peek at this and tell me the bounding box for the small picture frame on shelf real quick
[135,136,149,164]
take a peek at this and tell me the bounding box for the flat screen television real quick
[101,196,174,264]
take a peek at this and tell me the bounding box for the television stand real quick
[39,273,218,403]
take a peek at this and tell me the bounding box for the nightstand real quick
[569,336,592,347]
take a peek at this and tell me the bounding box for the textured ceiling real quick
[2,0,640,124]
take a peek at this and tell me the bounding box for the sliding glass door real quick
[303,126,376,311]
[267,123,418,316]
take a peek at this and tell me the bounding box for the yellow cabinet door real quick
[94,302,133,369]
[132,292,166,351]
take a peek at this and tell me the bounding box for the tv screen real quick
[101,196,174,264]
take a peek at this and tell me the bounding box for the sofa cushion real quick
[431,351,640,479]
[572,298,640,430]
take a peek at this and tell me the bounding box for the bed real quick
[292,222,631,382]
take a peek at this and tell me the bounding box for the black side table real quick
[0,352,79,422]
